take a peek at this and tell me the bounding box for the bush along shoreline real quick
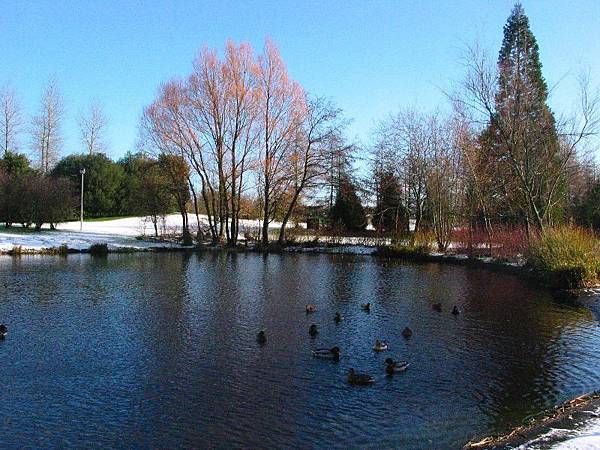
[375,226,600,291]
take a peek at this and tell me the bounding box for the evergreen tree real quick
[487,3,563,231]
[0,151,31,176]
[330,175,366,231]
[51,153,126,217]
[373,169,406,233]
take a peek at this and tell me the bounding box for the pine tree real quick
[373,169,406,233]
[488,3,563,231]
[330,175,366,231]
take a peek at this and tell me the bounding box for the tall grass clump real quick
[384,228,436,258]
[527,226,600,289]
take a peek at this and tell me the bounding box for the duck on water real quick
[347,368,374,385]
[256,330,266,344]
[312,346,340,360]
[373,339,389,351]
[385,358,409,374]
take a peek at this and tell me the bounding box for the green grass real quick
[527,226,600,289]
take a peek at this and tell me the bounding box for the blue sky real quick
[1,0,599,161]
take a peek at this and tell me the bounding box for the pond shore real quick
[463,392,600,449]
[2,219,597,292]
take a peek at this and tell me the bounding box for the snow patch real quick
[0,213,301,253]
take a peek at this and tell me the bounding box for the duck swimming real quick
[432,302,442,312]
[306,304,317,313]
[385,358,410,374]
[0,324,6,339]
[452,306,460,315]
[312,346,340,360]
[256,330,266,344]
[373,339,389,351]
[361,302,371,312]
[347,368,374,385]
[309,324,318,337]
[334,312,343,323]
[402,327,413,339]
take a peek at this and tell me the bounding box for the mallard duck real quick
[361,302,371,312]
[312,346,340,360]
[306,304,317,313]
[432,303,442,312]
[385,358,410,374]
[373,339,389,351]
[334,312,343,323]
[452,306,460,315]
[347,368,374,385]
[309,324,318,337]
[0,324,6,338]
[402,327,413,339]
[256,330,266,344]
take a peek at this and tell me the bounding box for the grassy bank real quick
[527,226,600,289]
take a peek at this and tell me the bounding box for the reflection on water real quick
[0,253,599,448]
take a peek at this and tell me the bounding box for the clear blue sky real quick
[1,0,598,161]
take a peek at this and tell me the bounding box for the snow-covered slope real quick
[0,214,297,253]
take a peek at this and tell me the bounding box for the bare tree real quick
[255,39,306,245]
[426,115,463,251]
[143,41,265,245]
[0,85,22,156]
[31,80,64,173]
[372,108,431,233]
[79,102,108,155]
[277,96,343,244]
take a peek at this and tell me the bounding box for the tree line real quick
[0,151,183,234]
[1,4,599,246]
[368,4,600,251]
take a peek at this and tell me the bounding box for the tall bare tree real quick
[372,109,431,233]
[426,115,463,251]
[143,41,262,245]
[0,85,22,156]
[31,80,64,173]
[255,39,306,245]
[277,96,343,244]
[79,102,108,155]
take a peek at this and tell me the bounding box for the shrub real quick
[452,225,528,259]
[491,226,529,260]
[527,226,600,288]
[89,243,109,256]
[412,228,436,251]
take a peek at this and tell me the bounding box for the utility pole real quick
[80,168,86,231]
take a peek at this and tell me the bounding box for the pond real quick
[0,252,599,448]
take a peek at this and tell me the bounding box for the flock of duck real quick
[256,301,461,386]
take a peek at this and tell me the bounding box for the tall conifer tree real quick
[488,3,563,230]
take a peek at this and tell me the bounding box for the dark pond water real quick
[0,252,599,449]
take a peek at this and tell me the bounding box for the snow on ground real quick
[516,407,600,449]
[0,214,304,253]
